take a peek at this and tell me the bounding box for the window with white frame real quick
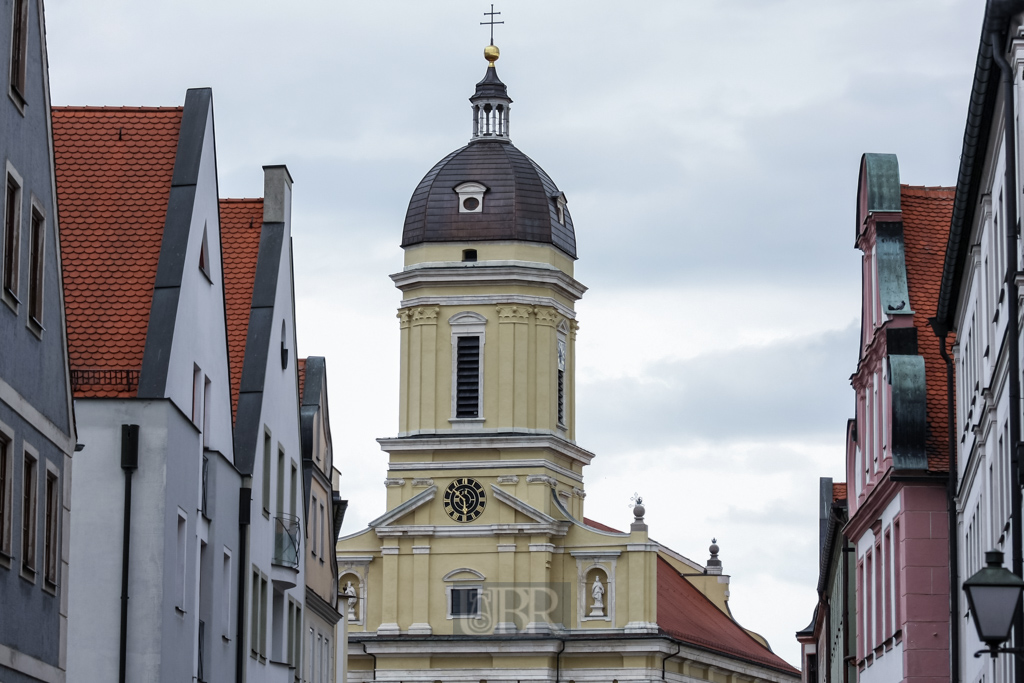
[443,568,485,619]
[8,0,28,101]
[21,448,37,576]
[319,501,325,562]
[557,321,569,428]
[43,465,58,587]
[0,428,10,560]
[454,181,486,213]
[449,312,486,422]
[176,509,187,609]
[3,165,22,303]
[27,203,44,327]
[311,494,318,559]
[250,568,260,658]
[222,549,232,638]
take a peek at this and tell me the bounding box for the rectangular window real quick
[874,539,883,644]
[311,494,318,558]
[884,528,893,640]
[450,587,481,616]
[294,606,302,674]
[309,628,315,683]
[3,172,21,297]
[192,365,202,425]
[0,433,9,557]
[202,376,211,447]
[317,633,323,683]
[222,550,232,639]
[9,0,28,99]
[856,559,864,661]
[557,338,566,425]
[262,431,271,516]
[21,453,36,573]
[176,511,187,609]
[27,208,43,325]
[250,569,260,657]
[276,447,285,516]
[287,602,295,666]
[319,501,326,560]
[43,469,57,586]
[455,335,481,418]
[259,574,268,657]
[893,520,902,626]
[289,463,297,520]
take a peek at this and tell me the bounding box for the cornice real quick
[400,294,576,321]
[391,262,587,302]
[387,458,583,483]
[378,433,595,466]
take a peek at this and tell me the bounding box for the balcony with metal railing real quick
[271,513,300,588]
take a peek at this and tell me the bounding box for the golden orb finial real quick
[484,44,500,66]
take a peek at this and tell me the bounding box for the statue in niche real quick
[589,574,605,617]
[343,580,358,621]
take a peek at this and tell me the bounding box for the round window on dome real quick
[463,197,480,211]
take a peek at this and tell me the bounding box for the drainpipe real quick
[930,319,960,682]
[662,642,681,680]
[554,638,565,683]
[843,545,855,683]
[118,425,139,683]
[362,642,377,681]
[991,34,1024,683]
[236,483,251,683]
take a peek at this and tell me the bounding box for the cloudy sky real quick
[47,0,985,667]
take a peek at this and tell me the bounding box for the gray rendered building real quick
[0,0,77,681]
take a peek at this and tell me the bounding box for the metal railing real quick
[70,368,139,393]
[273,514,300,569]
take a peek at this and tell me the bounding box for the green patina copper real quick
[888,354,928,471]
[863,153,902,213]
[876,222,913,316]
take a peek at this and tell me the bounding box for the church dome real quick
[401,54,577,259]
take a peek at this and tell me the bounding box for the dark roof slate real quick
[402,140,577,258]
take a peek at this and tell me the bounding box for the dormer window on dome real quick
[551,192,567,226]
[455,182,487,213]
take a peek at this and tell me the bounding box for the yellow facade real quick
[336,237,797,682]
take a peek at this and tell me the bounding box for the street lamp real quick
[963,550,1024,658]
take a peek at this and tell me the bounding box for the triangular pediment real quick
[490,484,558,524]
[368,485,437,527]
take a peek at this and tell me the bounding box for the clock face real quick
[443,478,487,523]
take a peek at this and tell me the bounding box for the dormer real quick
[855,154,913,355]
[454,182,487,213]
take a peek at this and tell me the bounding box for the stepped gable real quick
[220,198,264,420]
[53,107,183,398]
[900,184,955,472]
[657,556,798,674]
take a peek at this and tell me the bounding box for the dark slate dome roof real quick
[401,140,577,258]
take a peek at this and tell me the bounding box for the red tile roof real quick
[833,482,847,502]
[220,198,264,419]
[53,107,183,398]
[582,517,623,534]
[298,358,307,403]
[900,185,955,472]
[657,556,798,674]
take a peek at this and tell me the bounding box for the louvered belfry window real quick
[456,336,481,418]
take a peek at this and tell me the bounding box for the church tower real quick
[385,41,590,523]
[336,42,800,683]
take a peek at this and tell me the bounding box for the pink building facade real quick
[846,154,954,683]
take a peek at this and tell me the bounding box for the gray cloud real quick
[578,324,859,449]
